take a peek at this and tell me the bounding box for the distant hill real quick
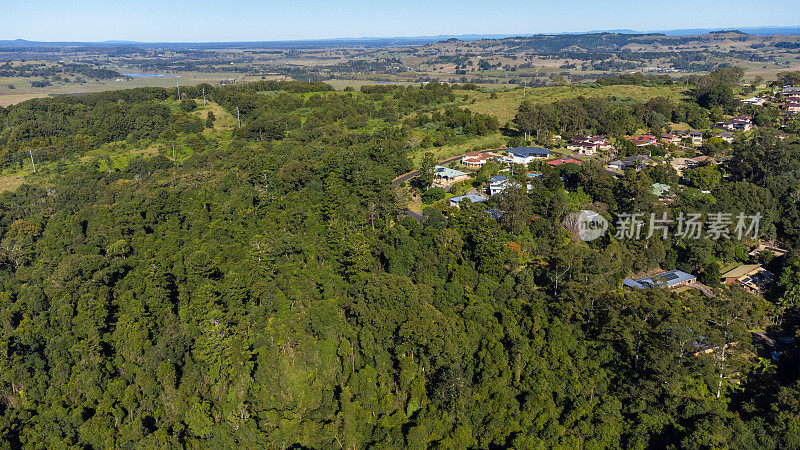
[2,26,800,49]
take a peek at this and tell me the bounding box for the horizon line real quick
[2,24,800,45]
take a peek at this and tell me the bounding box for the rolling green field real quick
[459,84,690,123]
[0,73,279,107]
[405,83,690,164]
[0,81,695,189]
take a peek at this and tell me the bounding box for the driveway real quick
[391,149,495,187]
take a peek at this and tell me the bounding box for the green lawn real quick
[408,133,506,165]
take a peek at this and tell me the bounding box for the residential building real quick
[652,183,671,197]
[432,165,469,187]
[487,175,510,196]
[748,243,789,258]
[567,136,611,156]
[630,135,657,147]
[497,147,550,165]
[721,264,773,294]
[607,155,654,171]
[661,133,682,145]
[449,193,488,208]
[716,131,734,143]
[689,131,703,146]
[742,97,766,106]
[787,102,800,114]
[623,269,697,289]
[487,175,533,196]
[547,157,583,167]
[717,115,754,131]
[670,156,716,175]
[461,151,494,167]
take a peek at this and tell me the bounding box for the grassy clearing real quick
[409,133,505,165]
[0,72,278,107]
[192,101,238,131]
[458,84,689,124]
[0,173,27,193]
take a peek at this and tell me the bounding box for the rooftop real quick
[435,165,468,178]
[624,269,696,289]
[721,264,762,280]
[548,157,583,166]
[652,183,671,197]
[507,146,550,157]
[450,194,488,204]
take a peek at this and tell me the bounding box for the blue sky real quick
[4,0,800,42]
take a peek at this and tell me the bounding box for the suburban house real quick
[670,155,716,175]
[547,157,583,167]
[787,102,800,114]
[716,131,734,143]
[661,133,682,145]
[461,151,494,167]
[432,165,469,187]
[629,135,658,147]
[717,115,754,131]
[689,131,704,146]
[448,193,488,208]
[567,136,611,156]
[607,155,654,171]
[721,264,773,295]
[623,269,697,289]
[497,147,550,165]
[652,183,672,198]
[487,175,533,196]
[782,86,800,96]
[487,175,510,196]
[748,243,789,258]
[742,97,766,106]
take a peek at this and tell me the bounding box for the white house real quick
[487,175,533,196]
[498,147,550,165]
[742,97,766,106]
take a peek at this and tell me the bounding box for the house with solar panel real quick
[623,269,697,290]
[432,165,469,188]
[497,147,550,165]
[721,264,773,295]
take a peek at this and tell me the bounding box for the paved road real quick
[391,149,589,223]
[391,149,495,187]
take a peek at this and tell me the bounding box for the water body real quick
[121,73,181,78]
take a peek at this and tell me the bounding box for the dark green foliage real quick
[422,186,446,204]
[0,78,797,449]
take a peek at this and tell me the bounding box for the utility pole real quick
[177,82,180,100]
[236,106,241,128]
[29,149,36,173]
[202,87,206,106]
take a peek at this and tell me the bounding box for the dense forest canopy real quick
[0,78,798,448]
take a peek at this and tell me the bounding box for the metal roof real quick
[450,194,488,204]
[507,146,550,157]
[721,264,762,280]
[624,270,696,289]
[435,165,468,178]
